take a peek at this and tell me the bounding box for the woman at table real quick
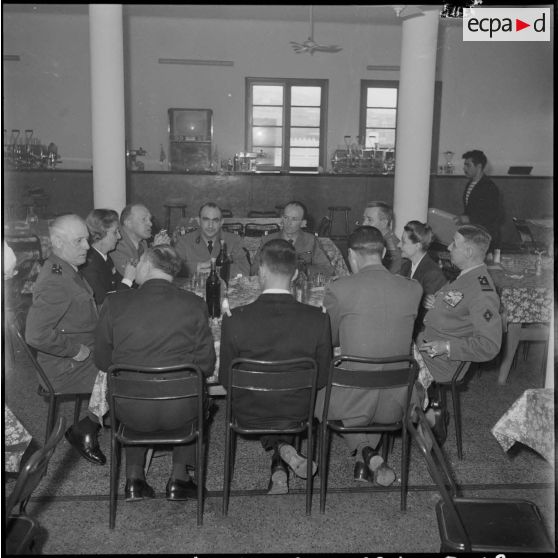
[80,209,135,307]
[398,220,447,338]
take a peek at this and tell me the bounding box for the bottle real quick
[293,256,309,302]
[206,258,221,318]
[535,252,542,276]
[227,158,233,171]
[216,239,231,286]
[233,153,239,171]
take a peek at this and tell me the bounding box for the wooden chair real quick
[5,233,43,263]
[512,218,546,253]
[221,222,244,236]
[107,363,206,528]
[9,321,90,443]
[5,416,66,555]
[316,216,331,237]
[319,355,418,513]
[244,223,281,237]
[247,210,279,218]
[407,406,553,553]
[513,323,550,387]
[222,358,318,516]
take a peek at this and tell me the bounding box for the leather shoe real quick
[125,478,155,502]
[166,478,200,501]
[267,454,288,495]
[353,460,373,483]
[64,425,106,466]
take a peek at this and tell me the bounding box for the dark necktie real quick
[137,242,145,258]
[207,240,213,254]
[288,239,294,246]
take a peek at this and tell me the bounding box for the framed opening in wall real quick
[168,108,213,171]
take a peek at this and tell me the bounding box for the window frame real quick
[359,79,442,174]
[246,77,328,173]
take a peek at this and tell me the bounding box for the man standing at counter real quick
[251,201,334,277]
[174,202,250,277]
[460,149,503,251]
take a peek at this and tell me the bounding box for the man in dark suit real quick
[94,245,215,502]
[461,149,503,250]
[315,226,422,486]
[219,239,332,495]
[26,214,107,466]
[80,209,135,307]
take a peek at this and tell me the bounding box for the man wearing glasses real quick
[251,201,334,277]
[174,202,249,278]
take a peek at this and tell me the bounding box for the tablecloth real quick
[5,406,33,473]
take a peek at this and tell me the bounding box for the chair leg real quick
[222,426,233,516]
[45,396,58,444]
[319,426,330,514]
[73,395,83,425]
[197,435,204,526]
[306,425,313,516]
[451,384,463,460]
[540,340,549,388]
[400,425,410,511]
[144,447,154,477]
[109,435,119,529]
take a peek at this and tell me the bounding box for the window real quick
[246,78,328,172]
[359,80,442,173]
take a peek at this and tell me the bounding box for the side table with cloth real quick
[491,388,554,463]
[5,406,33,473]
[89,274,431,420]
[488,254,553,385]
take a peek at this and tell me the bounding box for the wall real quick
[2,9,553,177]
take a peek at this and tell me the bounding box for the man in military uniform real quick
[417,224,502,383]
[26,214,106,465]
[174,202,250,277]
[251,201,334,277]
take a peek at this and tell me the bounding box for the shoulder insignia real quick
[443,290,463,308]
[478,275,494,291]
[483,309,494,322]
[51,263,63,275]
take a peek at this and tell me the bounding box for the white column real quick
[393,10,439,235]
[89,5,127,211]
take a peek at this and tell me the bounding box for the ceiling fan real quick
[290,6,342,55]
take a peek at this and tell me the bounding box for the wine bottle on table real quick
[216,239,231,286]
[206,258,221,318]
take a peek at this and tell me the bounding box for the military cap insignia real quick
[443,290,463,307]
[478,275,493,291]
[483,309,494,322]
[51,263,63,274]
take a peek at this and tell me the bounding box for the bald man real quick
[26,214,106,466]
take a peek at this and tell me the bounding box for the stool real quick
[327,206,351,240]
[163,199,188,231]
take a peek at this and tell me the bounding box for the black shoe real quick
[125,478,155,502]
[267,454,288,495]
[64,425,106,465]
[165,478,200,501]
[353,460,372,483]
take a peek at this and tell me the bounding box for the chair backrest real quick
[244,223,281,237]
[512,218,545,253]
[317,216,331,237]
[247,210,279,218]
[406,406,471,550]
[6,416,66,517]
[222,222,244,236]
[322,354,418,425]
[107,363,205,429]
[226,358,318,429]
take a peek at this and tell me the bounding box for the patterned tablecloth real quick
[5,406,33,473]
[491,388,554,462]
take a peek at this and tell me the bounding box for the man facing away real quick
[110,203,171,279]
[361,201,402,273]
[315,226,422,486]
[250,201,335,277]
[94,245,215,502]
[417,224,502,383]
[460,149,503,251]
[174,202,250,278]
[25,214,107,465]
[219,239,332,495]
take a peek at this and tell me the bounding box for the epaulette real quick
[51,263,63,275]
[478,275,493,291]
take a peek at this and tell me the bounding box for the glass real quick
[252,127,282,146]
[290,128,320,146]
[290,107,320,127]
[252,106,283,126]
[365,128,395,149]
[367,87,397,108]
[253,85,284,104]
[291,86,321,105]
[290,147,319,167]
[366,108,396,128]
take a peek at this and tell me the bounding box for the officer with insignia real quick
[25,214,106,465]
[417,224,502,383]
[174,202,250,278]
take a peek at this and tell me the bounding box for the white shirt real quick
[410,253,427,278]
[262,288,291,295]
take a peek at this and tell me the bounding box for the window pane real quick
[252,127,283,147]
[291,107,320,127]
[291,86,321,106]
[367,88,397,108]
[290,147,319,167]
[366,108,396,128]
[253,85,283,105]
[366,128,395,149]
[290,127,320,147]
[253,106,283,126]
[255,147,282,167]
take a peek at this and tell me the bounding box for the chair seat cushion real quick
[437,498,553,552]
[117,423,197,445]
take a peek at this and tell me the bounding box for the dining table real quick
[491,387,554,463]
[487,253,553,385]
[5,406,33,473]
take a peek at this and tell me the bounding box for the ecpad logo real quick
[463,8,550,41]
